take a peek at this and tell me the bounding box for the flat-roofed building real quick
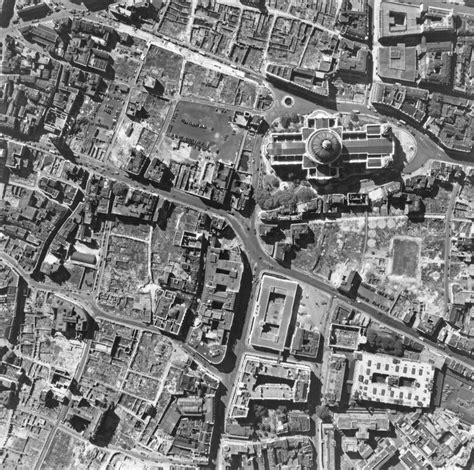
[319,422,337,470]
[187,243,243,363]
[250,275,299,352]
[290,326,320,358]
[225,354,311,437]
[329,324,362,351]
[333,411,390,440]
[358,438,398,470]
[351,352,435,408]
[379,1,454,41]
[70,251,97,267]
[323,353,347,407]
[378,44,418,83]
[379,1,423,40]
[24,24,58,49]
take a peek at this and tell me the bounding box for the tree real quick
[280,114,291,129]
[253,404,269,420]
[297,187,315,203]
[366,329,403,356]
[350,111,359,122]
[380,336,403,356]
[392,341,403,357]
[290,112,300,123]
[263,174,280,190]
[255,186,302,211]
[112,181,129,197]
[316,405,332,422]
[367,329,377,349]
[274,189,298,207]
[254,186,272,208]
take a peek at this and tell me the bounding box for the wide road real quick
[267,85,473,172]
[2,158,473,374]
[3,127,474,376]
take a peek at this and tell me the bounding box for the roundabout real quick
[282,96,295,108]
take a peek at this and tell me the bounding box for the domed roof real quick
[306,128,342,165]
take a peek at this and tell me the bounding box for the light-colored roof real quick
[250,275,298,352]
[351,352,435,408]
[379,0,422,39]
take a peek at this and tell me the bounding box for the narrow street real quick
[3,185,473,374]
[1,5,474,467]
[443,182,461,313]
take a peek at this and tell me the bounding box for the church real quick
[266,111,396,181]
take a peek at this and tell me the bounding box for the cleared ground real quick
[390,237,421,278]
[441,373,474,424]
[43,430,105,470]
[167,101,244,164]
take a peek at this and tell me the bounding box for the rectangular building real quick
[379,1,423,40]
[334,412,390,440]
[226,354,311,436]
[378,44,418,83]
[329,324,361,351]
[319,422,337,470]
[351,352,435,408]
[250,275,298,352]
[323,353,347,407]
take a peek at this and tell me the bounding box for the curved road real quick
[2,164,473,373]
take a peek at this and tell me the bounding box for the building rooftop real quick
[329,324,361,351]
[378,44,417,83]
[351,352,435,408]
[379,1,422,39]
[342,136,394,156]
[266,111,395,180]
[226,355,311,435]
[250,275,298,352]
[323,353,347,407]
[290,327,320,358]
[334,412,390,440]
[307,128,342,165]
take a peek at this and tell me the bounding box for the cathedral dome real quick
[306,128,342,165]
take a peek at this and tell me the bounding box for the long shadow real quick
[17,3,51,21]
[8,276,27,346]
[215,251,253,375]
[281,228,316,268]
[293,229,315,250]
[240,195,256,219]
[309,372,322,411]
[209,390,227,467]
[268,80,338,111]
[261,228,286,245]
[84,317,99,340]
[0,0,15,27]
[81,0,115,11]
[315,334,325,364]
[90,406,120,446]
[284,283,302,350]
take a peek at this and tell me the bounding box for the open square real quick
[167,101,245,164]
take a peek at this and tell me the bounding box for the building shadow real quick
[216,251,253,375]
[209,392,227,466]
[0,0,15,27]
[81,0,116,11]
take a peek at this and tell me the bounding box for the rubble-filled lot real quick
[292,219,365,283]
